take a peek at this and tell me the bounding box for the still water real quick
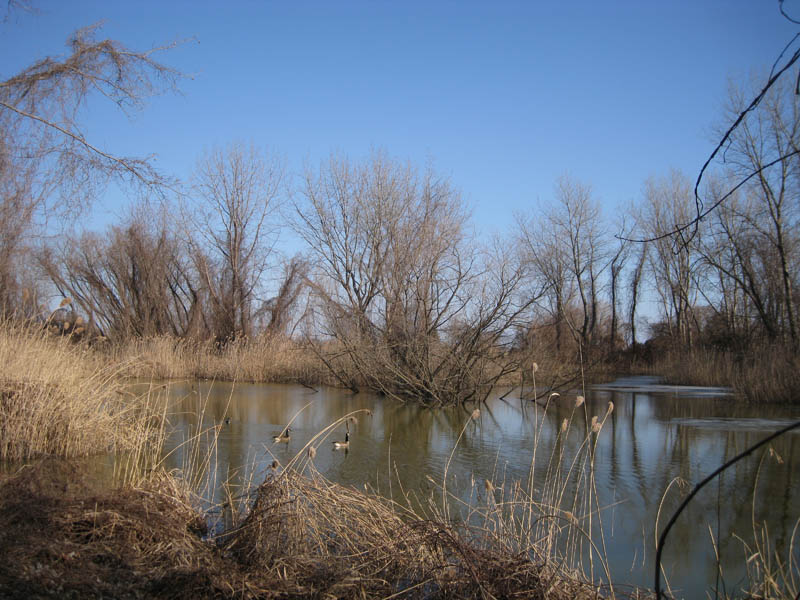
[162,376,799,598]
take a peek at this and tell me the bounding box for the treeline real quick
[2,24,799,404]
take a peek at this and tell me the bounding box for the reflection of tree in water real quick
[158,379,798,594]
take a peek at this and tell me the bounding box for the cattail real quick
[59,297,72,308]
[349,416,359,425]
[575,395,585,407]
[591,415,602,433]
[484,479,495,494]
[271,460,279,470]
[308,446,317,460]
[532,362,539,373]
[561,418,568,432]
[563,511,579,525]
[471,408,481,421]
[365,409,373,417]
[606,401,614,416]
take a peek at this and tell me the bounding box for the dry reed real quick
[642,346,800,404]
[0,321,166,461]
[108,334,331,385]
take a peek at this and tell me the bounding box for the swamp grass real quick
[0,323,797,597]
[641,345,800,403]
[108,334,333,385]
[0,322,169,461]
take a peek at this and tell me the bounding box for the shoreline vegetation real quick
[2,9,798,598]
[1,322,797,598]
[111,330,800,405]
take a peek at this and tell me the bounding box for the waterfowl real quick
[273,427,291,443]
[332,431,350,450]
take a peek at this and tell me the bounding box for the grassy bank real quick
[0,323,169,461]
[106,335,331,385]
[105,333,590,399]
[639,345,800,403]
[0,457,610,599]
[0,325,796,598]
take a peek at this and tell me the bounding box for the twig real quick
[655,419,800,598]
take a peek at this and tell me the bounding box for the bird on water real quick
[273,427,291,443]
[332,431,350,450]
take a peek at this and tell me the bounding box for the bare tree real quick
[516,175,607,353]
[516,208,569,352]
[0,22,183,315]
[186,142,285,342]
[551,176,607,348]
[641,170,706,346]
[607,218,632,353]
[627,239,648,347]
[260,255,309,337]
[295,152,537,405]
[41,204,199,339]
[711,74,800,346]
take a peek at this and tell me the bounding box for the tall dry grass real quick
[0,321,168,461]
[642,346,800,403]
[108,334,331,385]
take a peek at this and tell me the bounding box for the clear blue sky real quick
[0,1,795,238]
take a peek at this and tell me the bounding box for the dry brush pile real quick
[0,457,608,600]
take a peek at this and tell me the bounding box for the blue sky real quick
[0,1,795,239]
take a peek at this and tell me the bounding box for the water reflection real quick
[161,377,799,599]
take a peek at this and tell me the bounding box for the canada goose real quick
[332,431,349,450]
[273,427,291,443]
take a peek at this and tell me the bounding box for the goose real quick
[332,431,350,450]
[273,427,291,443]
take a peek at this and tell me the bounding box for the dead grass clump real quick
[110,334,330,385]
[643,346,800,403]
[221,469,599,599]
[0,458,605,599]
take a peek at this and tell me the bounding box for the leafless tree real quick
[185,142,285,342]
[40,205,200,339]
[0,21,184,316]
[516,175,607,354]
[710,74,800,346]
[260,255,309,337]
[627,239,648,347]
[295,152,538,405]
[641,170,706,346]
[607,217,632,353]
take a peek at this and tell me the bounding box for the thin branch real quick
[654,419,800,599]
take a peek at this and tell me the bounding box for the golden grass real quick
[642,346,800,403]
[0,321,168,461]
[1,324,794,597]
[0,454,613,599]
[108,334,331,385]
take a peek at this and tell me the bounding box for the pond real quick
[161,376,800,599]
